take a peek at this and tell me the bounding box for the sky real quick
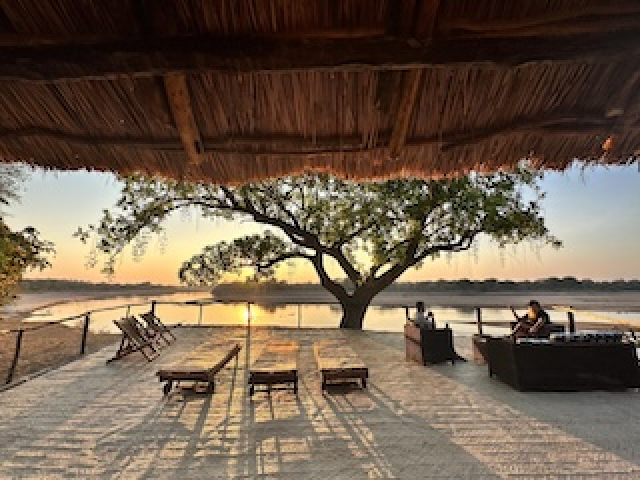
[4,164,640,285]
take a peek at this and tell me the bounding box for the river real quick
[11,291,640,336]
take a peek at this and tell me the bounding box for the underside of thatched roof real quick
[0,1,639,184]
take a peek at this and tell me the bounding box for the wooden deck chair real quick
[122,315,168,350]
[248,340,299,397]
[137,313,173,346]
[140,311,177,342]
[313,340,368,390]
[157,343,242,395]
[107,317,160,363]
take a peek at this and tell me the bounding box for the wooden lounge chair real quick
[140,311,177,342]
[126,315,166,348]
[248,340,299,396]
[108,317,159,363]
[156,342,242,395]
[313,340,368,390]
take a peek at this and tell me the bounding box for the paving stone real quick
[0,327,638,478]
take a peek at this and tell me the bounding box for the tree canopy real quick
[78,169,561,328]
[0,166,54,302]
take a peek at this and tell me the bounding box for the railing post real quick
[151,300,157,316]
[297,304,302,329]
[80,313,90,355]
[404,305,410,322]
[198,304,203,326]
[6,329,24,384]
[567,310,576,333]
[476,307,483,335]
[245,302,252,368]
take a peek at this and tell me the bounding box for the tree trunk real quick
[338,288,377,329]
[339,300,369,329]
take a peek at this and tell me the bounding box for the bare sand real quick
[0,289,189,385]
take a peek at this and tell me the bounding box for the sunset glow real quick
[7,166,640,285]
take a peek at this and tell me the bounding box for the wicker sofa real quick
[487,336,640,391]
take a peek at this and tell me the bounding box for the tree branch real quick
[257,251,313,271]
[311,253,348,302]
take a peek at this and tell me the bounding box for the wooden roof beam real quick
[2,112,634,156]
[163,74,203,166]
[388,0,439,159]
[388,69,423,159]
[1,31,639,82]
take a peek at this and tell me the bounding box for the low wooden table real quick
[248,340,299,396]
[313,340,368,390]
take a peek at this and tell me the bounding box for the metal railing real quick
[2,297,634,386]
[1,298,257,385]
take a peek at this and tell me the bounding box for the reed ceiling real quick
[0,0,639,183]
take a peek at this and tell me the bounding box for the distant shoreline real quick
[1,287,207,321]
[4,289,640,319]
[211,289,640,313]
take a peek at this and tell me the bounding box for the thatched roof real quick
[0,1,639,183]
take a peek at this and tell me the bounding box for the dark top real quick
[518,309,550,325]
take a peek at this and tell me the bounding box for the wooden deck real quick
[1,326,639,479]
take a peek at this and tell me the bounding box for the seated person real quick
[510,300,551,338]
[413,301,435,329]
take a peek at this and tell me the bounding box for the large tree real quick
[0,165,54,302]
[78,170,560,329]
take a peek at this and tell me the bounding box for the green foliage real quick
[0,166,54,302]
[212,277,640,296]
[79,169,560,294]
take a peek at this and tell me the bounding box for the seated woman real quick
[510,300,551,338]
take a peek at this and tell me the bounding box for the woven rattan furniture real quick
[487,336,640,391]
[405,323,461,365]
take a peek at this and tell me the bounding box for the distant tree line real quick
[213,277,640,295]
[387,277,640,292]
[19,279,198,293]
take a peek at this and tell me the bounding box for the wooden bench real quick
[313,340,368,390]
[248,340,299,397]
[156,342,241,395]
[108,317,160,363]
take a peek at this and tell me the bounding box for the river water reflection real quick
[21,292,639,335]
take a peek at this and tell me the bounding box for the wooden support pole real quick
[163,73,203,166]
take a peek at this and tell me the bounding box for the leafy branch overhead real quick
[78,170,561,328]
[0,166,55,302]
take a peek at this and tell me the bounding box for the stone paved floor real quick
[0,327,639,479]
